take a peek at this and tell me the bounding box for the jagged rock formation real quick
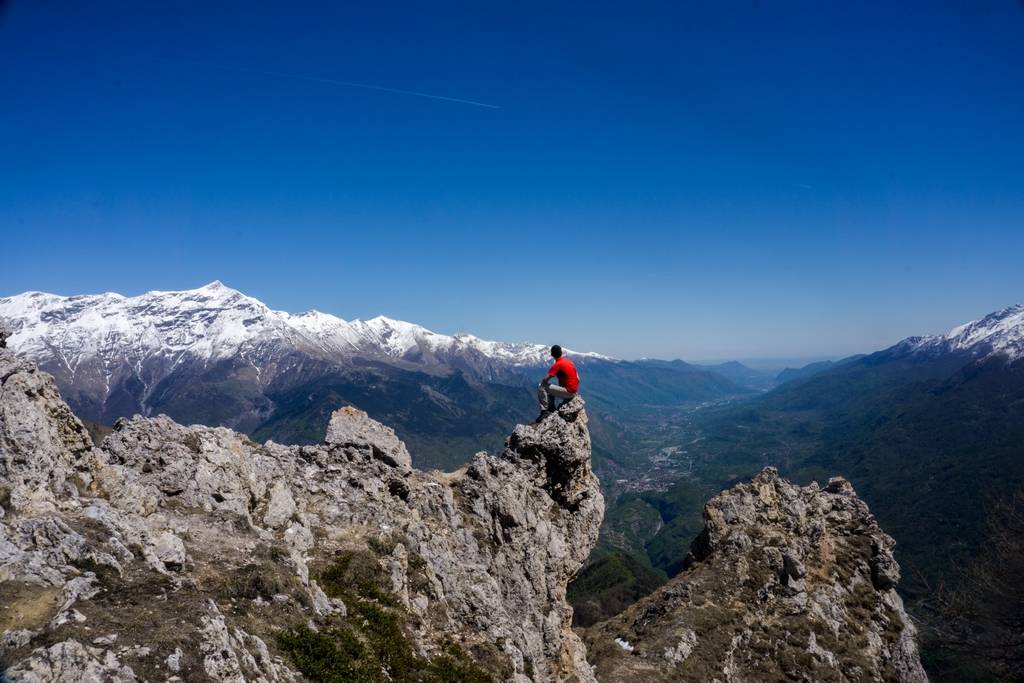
[583,468,927,682]
[0,345,603,681]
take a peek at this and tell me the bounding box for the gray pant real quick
[538,384,575,412]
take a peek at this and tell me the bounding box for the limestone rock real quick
[871,537,901,590]
[166,646,184,673]
[198,602,298,682]
[0,346,602,682]
[0,352,95,515]
[3,640,138,682]
[325,405,412,470]
[152,531,186,570]
[263,480,296,529]
[584,467,928,682]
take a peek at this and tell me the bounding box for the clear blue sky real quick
[2,1,1023,361]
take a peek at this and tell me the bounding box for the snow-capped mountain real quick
[903,304,1024,363]
[0,282,628,457]
[0,281,609,381]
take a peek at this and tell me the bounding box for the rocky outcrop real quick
[0,347,603,681]
[583,468,927,682]
[324,405,413,471]
[0,338,929,682]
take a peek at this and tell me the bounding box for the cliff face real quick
[583,468,928,682]
[0,343,603,682]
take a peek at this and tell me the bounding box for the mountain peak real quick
[184,280,246,300]
[910,303,1024,362]
[0,284,613,392]
[147,280,236,296]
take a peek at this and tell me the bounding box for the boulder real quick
[325,405,412,471]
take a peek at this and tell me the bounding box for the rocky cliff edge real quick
[0,340,603,682]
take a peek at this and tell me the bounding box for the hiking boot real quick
[534,410,552,424]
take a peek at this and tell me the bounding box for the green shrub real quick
[318,550,398,607]
[278,625,380,682]
[280,549,497,682]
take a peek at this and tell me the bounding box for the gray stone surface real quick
[263,480,297,529]
[585,467,928,682]
[3,640,138,682]
[0,347,603,682]
[325,405,413,470]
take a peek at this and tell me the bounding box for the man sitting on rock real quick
[537,345,580,421]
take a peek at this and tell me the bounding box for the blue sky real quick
[2,1,1023,361]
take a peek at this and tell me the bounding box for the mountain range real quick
[751,305,1024,590]
[0,282,750,470]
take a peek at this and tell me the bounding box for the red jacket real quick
[546,357,579,393]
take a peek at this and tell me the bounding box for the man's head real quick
[550,345,563,358]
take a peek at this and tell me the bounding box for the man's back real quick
[548,356,579,393]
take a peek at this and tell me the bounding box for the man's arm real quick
[540,361,558,386]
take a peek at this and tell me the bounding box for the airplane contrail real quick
[193,62,501,110]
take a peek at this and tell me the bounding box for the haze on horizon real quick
[2,2,1023,361]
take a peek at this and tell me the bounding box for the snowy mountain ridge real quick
[0,281,611,374]
[905,303,1024,363]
